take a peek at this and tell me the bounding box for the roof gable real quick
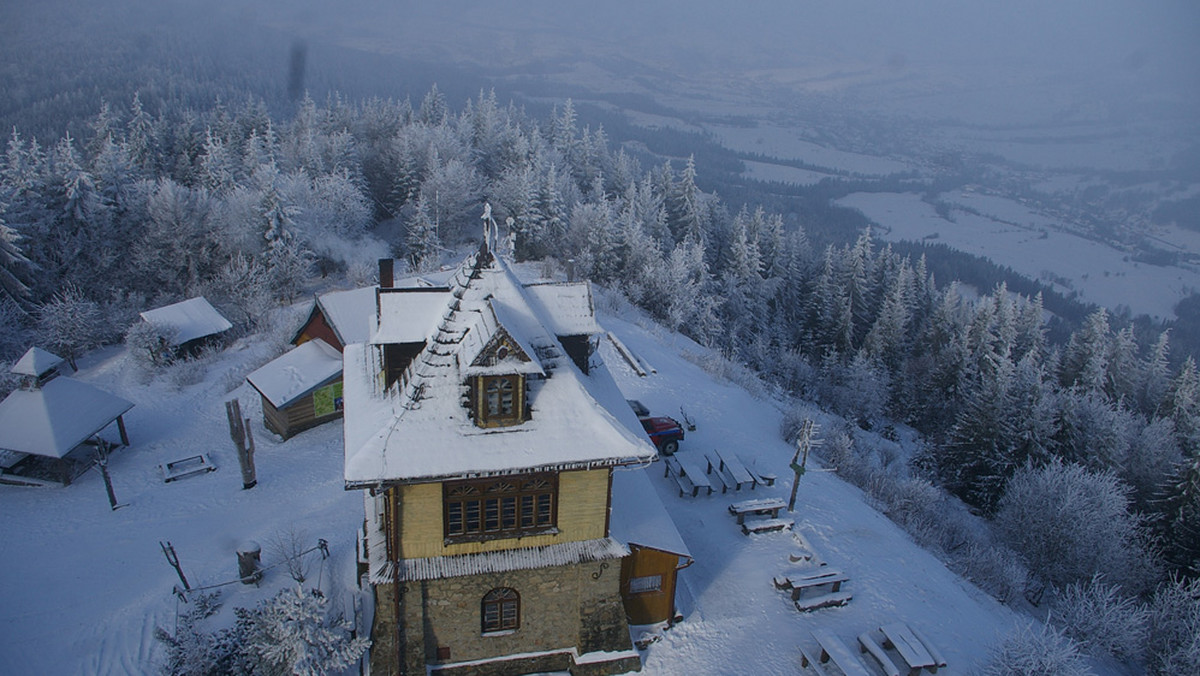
[343,249,656,485]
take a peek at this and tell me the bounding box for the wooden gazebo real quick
[0,348,133,485]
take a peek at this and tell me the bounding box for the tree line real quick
[2,85,1198,673]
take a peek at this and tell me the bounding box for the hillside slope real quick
[0,293,1030,674]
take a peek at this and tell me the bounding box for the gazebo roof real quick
[0,378,133,458]
[11,347,65,378]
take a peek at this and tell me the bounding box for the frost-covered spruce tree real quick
[0,202,33,307]
[235,587,369,676]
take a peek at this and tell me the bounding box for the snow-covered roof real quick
[314,286,378,347]
[524,282,602,336]
[375,537,629,584]
[139,297,232,346]
[245,339,343,409]
[11,347,65,377]
[370,288,452,344]
[610,467,692,560]
[0,377,133,457]
[344,250,657,485]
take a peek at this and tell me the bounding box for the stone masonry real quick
[370,557,637,675]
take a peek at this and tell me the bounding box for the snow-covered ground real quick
[837,190,1200,320]
[1,294,1030,675]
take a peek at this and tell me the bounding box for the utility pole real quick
[788,419,820,512]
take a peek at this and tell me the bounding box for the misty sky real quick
[6,0,1198,131]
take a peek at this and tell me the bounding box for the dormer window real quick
[486,377,515,418]
[476,374,526,427]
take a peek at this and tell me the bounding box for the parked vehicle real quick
[628,400,684,454]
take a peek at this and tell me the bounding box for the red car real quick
[628,400,684,455]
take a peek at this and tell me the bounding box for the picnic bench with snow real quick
[663,455,712,497]
[801,629,875,676]
[729,496,792,534]
[704,450,759,492]
[858,622,947,676]
[159,454,217,483]
[774,567,853,611]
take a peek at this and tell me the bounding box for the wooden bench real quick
[737,453,776,486]
[159,454,217,483]
[858,631,902,676]
[795,590,852,611]
[799,644,832,676]
[742,517,794,535]
[729,496,787,524]
[808,630,874,676]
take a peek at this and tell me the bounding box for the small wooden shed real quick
[139,296,232,358]
[611,467,694,626]
[246,339,344,439]
[0,348,133,485]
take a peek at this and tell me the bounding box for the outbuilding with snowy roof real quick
[139,296,232,358]
[246,339,345,440]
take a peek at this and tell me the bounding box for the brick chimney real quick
[379,258,394,289]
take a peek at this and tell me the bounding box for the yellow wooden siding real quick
[393,469,611,559]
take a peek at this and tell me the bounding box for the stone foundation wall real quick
[371,558,636,676]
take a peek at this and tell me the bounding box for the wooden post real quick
[160,540,191,591]
[788,419,817,513]
[226,399,257,489]
[96,442,122,510]
[116,415,130,446]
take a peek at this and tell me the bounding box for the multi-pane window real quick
[629,574,663,594]
[485,377,515,417]
[482,587,520,633]
[445,474,557,540]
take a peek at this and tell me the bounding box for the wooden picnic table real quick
[805,630,873,676]
[728,496,787,524]
[880,622,945,675]
[664,455,711,497]
[786,568,848,599]
[706,449,758,491]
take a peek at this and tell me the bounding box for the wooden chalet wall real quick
[619,545,683,625]
[260,378,344,440]
[293,308,343,351]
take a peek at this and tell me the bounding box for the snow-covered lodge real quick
[0,347,132,485]
[344,229,683,675]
